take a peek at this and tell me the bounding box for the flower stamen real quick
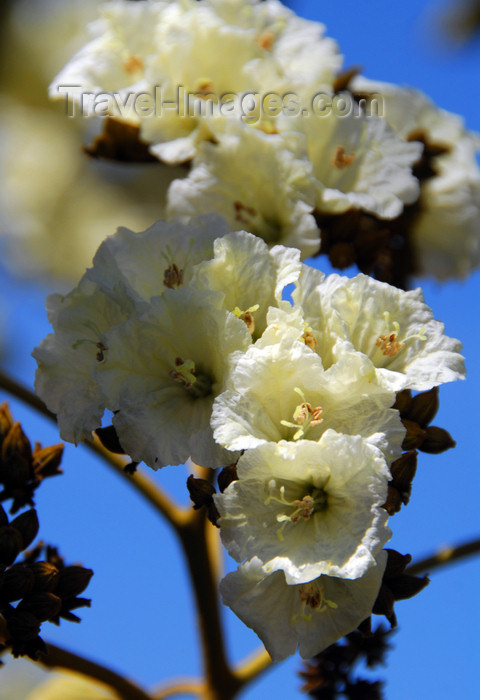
[293,583,338,623]
[333,146,356,169]
[232,304,260,335]
[281,387,323,440]
[375,312,427,358]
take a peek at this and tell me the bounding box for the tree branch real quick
[40,642,153,700]
[0,370,189,529]
[153,679,203,699]
[233,647,272,685]
[407,535,480,576]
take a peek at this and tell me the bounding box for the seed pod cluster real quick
[0,531,93,660]
[382,387,455,516]
[0,403,63,514]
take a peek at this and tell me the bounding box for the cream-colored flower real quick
[215,433,391,583]
[166,124,319,257]
[351,77,480,279]
[96,288,251,468]
[32,277,128,444]
[220,551,387,661]
[188,230,300,339]
[212,333,404,462]
[49,0,341,163]
[278,105,421,219]
[85,214,230,308]
[311,273,466,391]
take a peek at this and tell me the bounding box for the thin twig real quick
[153,679,203,699]
[233,646,272,685]
[407,535,480,576]
[40,642,153,700]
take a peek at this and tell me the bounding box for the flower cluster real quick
[49,0,480,282]
[33,217,465,660]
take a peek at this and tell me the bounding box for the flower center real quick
[123,54,144,75]
[264,483,328,541]
[281,387,324,440]
[294,582,338,623]
[163,263,184,289]
[374,312,426,359]
[195,78,214,97]
[233,201,282,244]
[302,324,317,351]
[232,304,260,335]
[257,29,276,50]
[333,146,356,169]
[169,357,212,398]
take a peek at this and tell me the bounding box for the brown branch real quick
[153,679,203,699]
[0,370,189,529]
[0,371,273,698]
[40,642,153,700]
[233,647,272,685]
[407,535,480,576]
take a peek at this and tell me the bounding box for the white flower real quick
[351,78,480,279]
[189,229,301,339]
[49,0,167,121]
[166,124,320,257]
[49,0,341,163]
[220,552,387,661]
[32,278,128,444]
[310,273,466,391]
[215,433,391,584]
[204,0,342,96]
[412,137,480,280]
[85,214,231,309]
[212,333,404,462]
[278,105,422,219]
[96,288,251,469]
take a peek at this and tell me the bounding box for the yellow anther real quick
[169,357,197,389]
[333,145,356,169]
[233,305,260,335]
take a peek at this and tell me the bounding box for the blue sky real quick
[0,0,479,698]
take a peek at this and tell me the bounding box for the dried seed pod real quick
[1,564,35,602]
[17,592,62,622]
[55,566,93,599]
[28,562,60,593]
[10,510,39,550]
[419,426,456,454]
[0,527,24,567]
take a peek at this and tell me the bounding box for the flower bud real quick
[389,451,417,494]
[10,510,39,550]
[55,566,93,599]
[187,475,216,509]
[387,573,429,601]
[1,563,35,601]
[406,387,439,427]
[401,419,426,450]
[381,484,403,516]
[32,443,64,479]
[392,390,412,418]
[17,592,62,622]
[0,526,24,567]
[28,562,59,592]
[186,475,219,526]
[419,426,456,454]
[0,423,33,487]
